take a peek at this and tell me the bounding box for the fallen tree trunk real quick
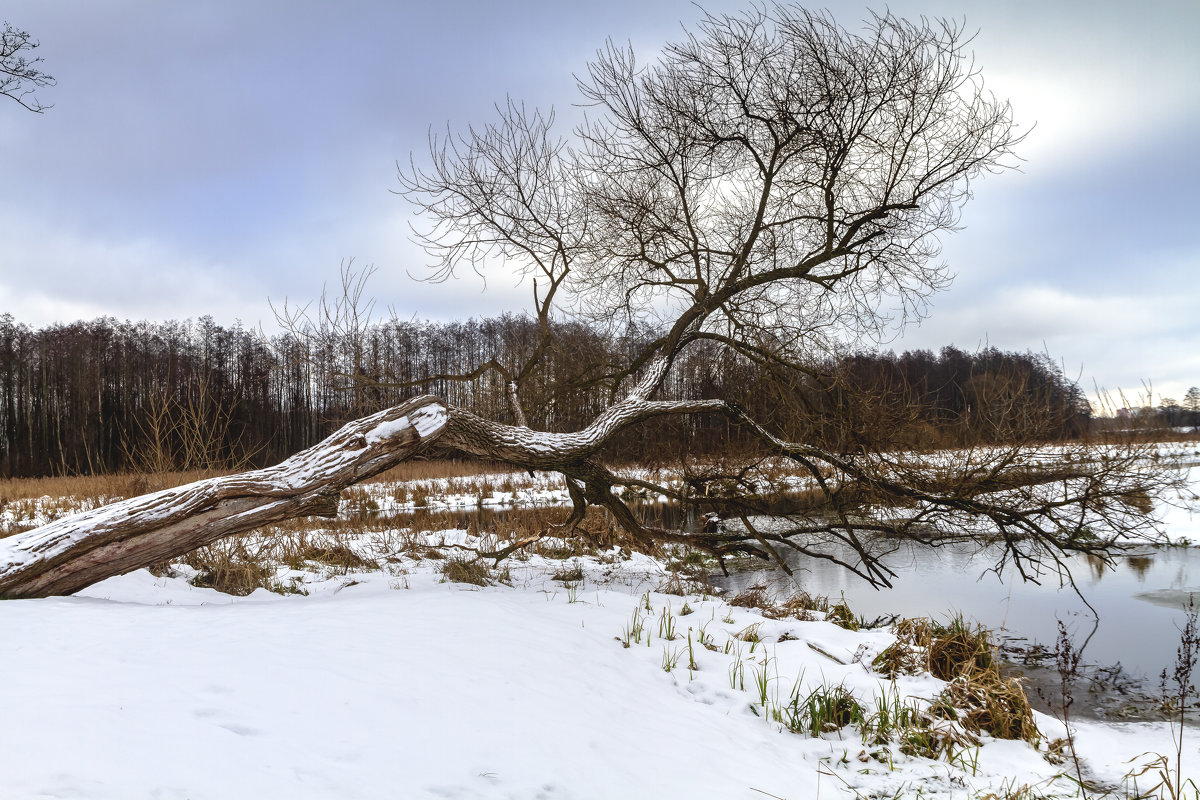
[0,396,447,599]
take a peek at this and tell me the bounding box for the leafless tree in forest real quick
[272,261,387,420]
[0,4,1179,597]
[1,21,54,113]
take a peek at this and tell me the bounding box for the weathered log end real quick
[0,396,449,599]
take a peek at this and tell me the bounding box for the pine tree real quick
[1184,386,1200,427]
[1184,386,1200,414]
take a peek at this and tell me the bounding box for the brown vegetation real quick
[874,615,1040,745]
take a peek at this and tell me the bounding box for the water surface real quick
[712,537,1199,684]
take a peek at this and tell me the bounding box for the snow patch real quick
[364,404,446,445]
[411,403,447,438]
[364,415,412,445]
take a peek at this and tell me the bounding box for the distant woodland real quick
[0,313,1095,478]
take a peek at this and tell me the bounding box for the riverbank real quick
[1,533,1196,799]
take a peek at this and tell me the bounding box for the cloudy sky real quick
[1,0,1197,407]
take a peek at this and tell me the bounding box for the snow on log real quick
[0,396,448,599]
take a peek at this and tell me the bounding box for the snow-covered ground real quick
[2,535,1196,799]
[4,444,1200,798]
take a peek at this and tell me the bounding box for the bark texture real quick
[0,396,447,599]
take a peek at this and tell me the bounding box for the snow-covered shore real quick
[2,540,1195,799]
[3,443,1198,798]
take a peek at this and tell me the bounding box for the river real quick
[711,536,1199,686]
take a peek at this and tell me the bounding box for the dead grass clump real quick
[892,616,934,645]
[927,615,995,681]
[875,615,995,681]
[802,684,864,736]
[1119,489,1154,514]
[183,541,276,596]
[933,672,1040,744]
[735,623,762,643]
[729,585,773,610]
[294,543,376,572]
[656,573,687,596]
[872,638,926,678]
[826,601,858,631]
[766,590,833,623]
[552,564,585,583]
[756,590,860,631]
[655,572,715,597]
[894,719,978,761]
[441,556,491,586]
[874,613,1040,746]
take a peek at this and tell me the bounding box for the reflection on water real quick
[1127,555,1154,580]
[711,536,1200,683]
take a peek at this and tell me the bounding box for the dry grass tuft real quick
[872,637,926,677]
[662,573,691,597]
[825,601,858,631]
[743,589,863,631]
[729,585,773,610]
[769,590,832,620]
[926,615,996,681]
[933,672,1040,743]
[552,564,585,583]
[873,613,1040,746]
[441,556,491,586]
[874,614,995,681]
[291,542,376,572]
[735,623,762,643]
[182,540,276,596]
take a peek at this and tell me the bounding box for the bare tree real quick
[1,21,54,112]
[392,5,1174,584]
[272,261,387,419]
[0,4,1177,597]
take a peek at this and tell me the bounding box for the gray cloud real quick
[0,0,1197,402]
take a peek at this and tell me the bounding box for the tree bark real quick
[0,396,447,599]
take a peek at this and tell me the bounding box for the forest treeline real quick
[0,313,1095,478]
